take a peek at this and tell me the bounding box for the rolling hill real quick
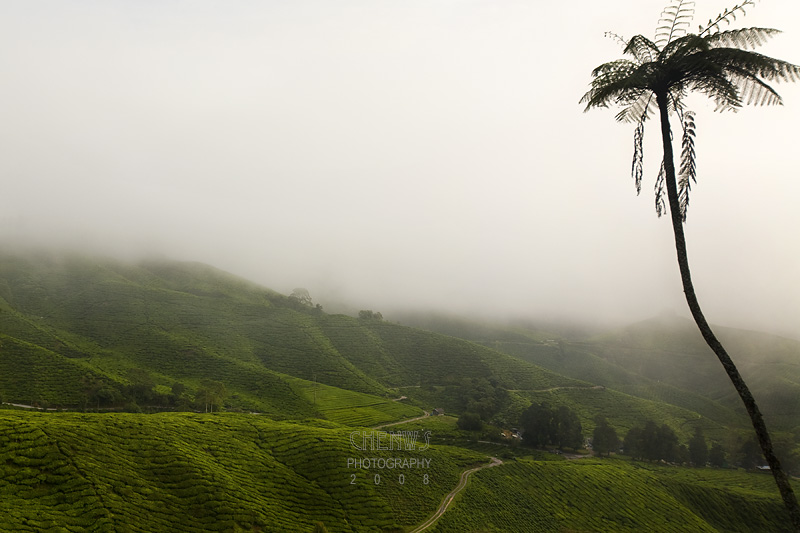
[0,248,797,531]
[0,249,584,419]
[396,311,800,433]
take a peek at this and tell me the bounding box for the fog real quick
[2,1,799,337]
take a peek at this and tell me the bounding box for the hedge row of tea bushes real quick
[0,411,485,532]
[285,376,422,427]
[428,458,793,532]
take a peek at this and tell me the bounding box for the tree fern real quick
[582,2,800,528]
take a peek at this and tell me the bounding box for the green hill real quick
[427,457,794,532]
[585,315,800,430]
[395,311,800,433]
[0,411,485,532]
[2,249,799,531]
[0,250,579,422]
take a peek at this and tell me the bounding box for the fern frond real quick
[580,60,644,112]
[604,32,628,49]
[706,27,781,50]
[615,91,657,123]
[655,0,696,48]
[624,35,660,63]
[632,120,645,195]
[733,72,782,106]
[698,0,756,37]
[654,159,667,217]
[678,111,696,220]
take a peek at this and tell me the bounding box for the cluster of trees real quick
[288,288,323,312]
[623,423,727,468]
[357,310,383,321]
[81,371,227,412]
[520,402,582,450]
[448,377,509,426]
[594,418,800,472]
[624,421,682,462]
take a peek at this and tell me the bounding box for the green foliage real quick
[581,1,800,219]
[709,442,727,467]
[520,403,583,450]
[357,310,383,321]
[196,380,227,413]
[689,427,709,466]
[456,412,483,432]
[739,437,765,469]
[592,417,620,457]
[623,421,680,462]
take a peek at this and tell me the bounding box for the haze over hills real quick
[0,248,797,531]
[394,310,800,433]
[0,249,582,417]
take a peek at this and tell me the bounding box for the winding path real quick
[409,456,503,533]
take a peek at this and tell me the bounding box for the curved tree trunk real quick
[656,92,800,531]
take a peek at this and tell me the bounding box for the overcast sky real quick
[2,0,799,336]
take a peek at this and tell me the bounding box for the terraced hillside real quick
[0,250,579,419]
[1,409,793,533]
[427,457,794,532]
[396,311,800,432]
[0,411,488,533]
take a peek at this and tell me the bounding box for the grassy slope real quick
[2,410,792,533]
[428,457,793,533]
[396,311,800,433]
[2,251,797,531]
[585,315,800,430]
[0,411,486,533]
[0,251,577,421]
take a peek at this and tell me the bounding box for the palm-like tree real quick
[581,0,800,528]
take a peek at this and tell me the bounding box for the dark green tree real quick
[640,421,661,461]
[656,424,679,462]
[457,412,483,432]
[197,379,227,413]
[592,417,619,457]
[581,1,800,526]
[125,368,155,404]
[289,288,313,308]
[623,426,644,460]
[555,405,583,450]
[709,442,727,467]
[739,437,765,470]
[520,402,554,448]
[689,427,709,466]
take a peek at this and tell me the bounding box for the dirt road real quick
[409,456,503,532]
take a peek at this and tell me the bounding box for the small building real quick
[431,407,445,416]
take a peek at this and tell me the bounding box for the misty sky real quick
[2,1,799,336]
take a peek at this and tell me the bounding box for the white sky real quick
[1,1,799,336]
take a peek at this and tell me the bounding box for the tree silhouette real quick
[581,1,800,527]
